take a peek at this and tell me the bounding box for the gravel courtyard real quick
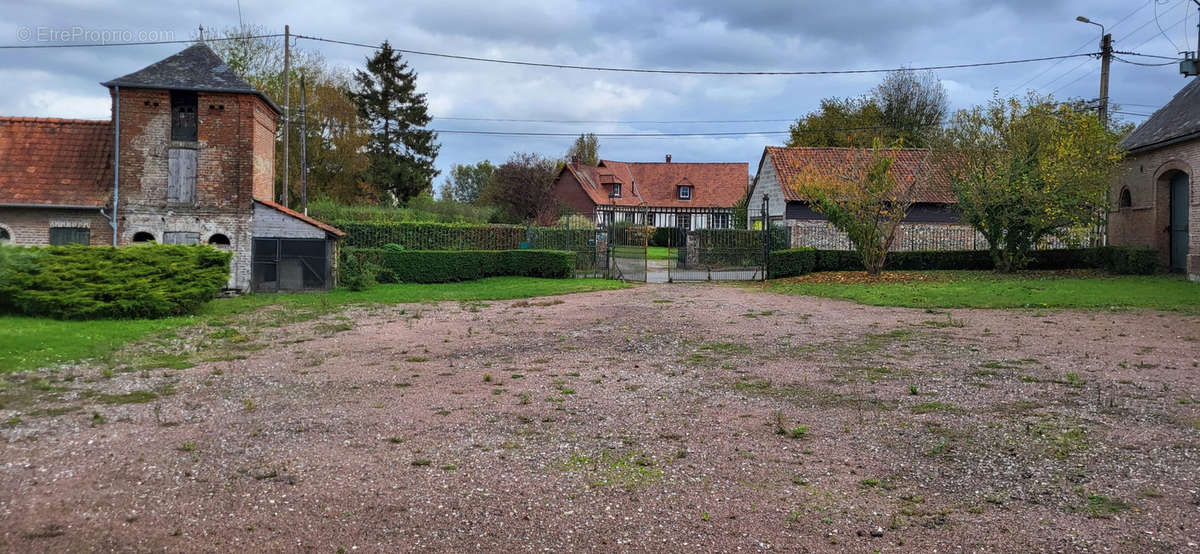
[2,283,1198,552]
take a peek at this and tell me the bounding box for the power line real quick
[1114,55,1178,66]
[1154,0,1182,52]
[1039,0,1187,93]
[0,33,283,49]
[432,116,796,124]
[1113,110,1154,117]
[1008,0,1153,95]
[294,33,1096,76]
[432,129,790,137]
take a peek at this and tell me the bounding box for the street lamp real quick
[1075,15,1103,35]
[1076,15,1111,125]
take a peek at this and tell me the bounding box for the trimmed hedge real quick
[345,247,574,283]
[335,220,597,252]
[0,244,231,319]
[768,247,817,278]
[769,246,1159,277]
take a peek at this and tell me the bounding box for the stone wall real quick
[787,220,988,251]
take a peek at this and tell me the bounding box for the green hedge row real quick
[345,247,574,283]
[768,246,1159,278]
[0,244,231,319]
[335,220,599,251]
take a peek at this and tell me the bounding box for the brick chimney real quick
[665,154,672,163]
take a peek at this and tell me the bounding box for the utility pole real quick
[1076,16,1111,125]
[1099,32,1112,125]
[281,24,290,208]
[300,73,308,216]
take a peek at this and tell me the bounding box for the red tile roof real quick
[0,117,114,207]
[562,159,748,209]
[254,198,345,237]
[763,147,955,204]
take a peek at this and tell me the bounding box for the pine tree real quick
[350,41,440,202]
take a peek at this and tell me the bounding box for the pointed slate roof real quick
[1120,77,1200,152]
[102,43,280,113]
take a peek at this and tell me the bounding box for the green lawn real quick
[0,277,625,373]
[762,271,1200,312]
[646,246,673,260]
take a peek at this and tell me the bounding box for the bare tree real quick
[483,153,560,224]
[873,68,949,148]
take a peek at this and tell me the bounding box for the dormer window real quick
[678,185,692,200]
[611,183,621,198]
[171,90,197,142]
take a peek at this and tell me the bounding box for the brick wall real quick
[0,207,113,246]
[111,87,277,290]
[1110,139,1200,280]
[552,170,598,217]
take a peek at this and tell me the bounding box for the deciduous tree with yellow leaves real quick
[937,94,1126,272]
[791,140,920,276]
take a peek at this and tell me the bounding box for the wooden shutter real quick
[168,148,197,204]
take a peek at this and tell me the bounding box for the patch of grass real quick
[763,272,1200,313]
[699,342,751,355]
[411,459,432,467]
[94,390,160,405]
[405,357,430,363]
[1082,495,1129,518]
[563,450,662,489]
[911,401,958,414]
[0,277,626,373]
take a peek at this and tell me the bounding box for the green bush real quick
[780,246,1158,275]
[0,244,230,319]
[345,247,573,284]
[1103,246,1158,275]
[768,248,817,278]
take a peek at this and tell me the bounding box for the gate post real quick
[761,194,770,281]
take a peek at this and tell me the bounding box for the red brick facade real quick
[1109,141,1200,280]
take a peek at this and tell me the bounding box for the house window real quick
[678,186,692,200]
[1119,187,1132,208]
[171,90,198,142]
[168,148,197,204]
[163,231,199,245]
[50,227,89,245]
[208,233,231,246]
[611,183,621,198]
[711,213,730,229]
[132,231,156,243]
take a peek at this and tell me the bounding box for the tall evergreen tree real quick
[350,41,440,202]
[565,133,600,166]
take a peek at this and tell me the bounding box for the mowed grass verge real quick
[0,277,626,373]
[761,271,1200,312]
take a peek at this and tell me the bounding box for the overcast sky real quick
[1,0,1195,191]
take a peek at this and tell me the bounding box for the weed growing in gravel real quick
[911,401,958,414]
[94,389,161,405]
[1081,495,1129,518]
[517,392,531,405]
[908,385,919,395]
[177,442,197,452]
[563,450,661,489]
[406,357,430,363]
[411,459,431,467]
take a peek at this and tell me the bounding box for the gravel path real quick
[2,283,1198,552]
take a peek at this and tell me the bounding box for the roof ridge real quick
[0,116,111,125]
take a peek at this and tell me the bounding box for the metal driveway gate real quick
[609,224,649,282]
